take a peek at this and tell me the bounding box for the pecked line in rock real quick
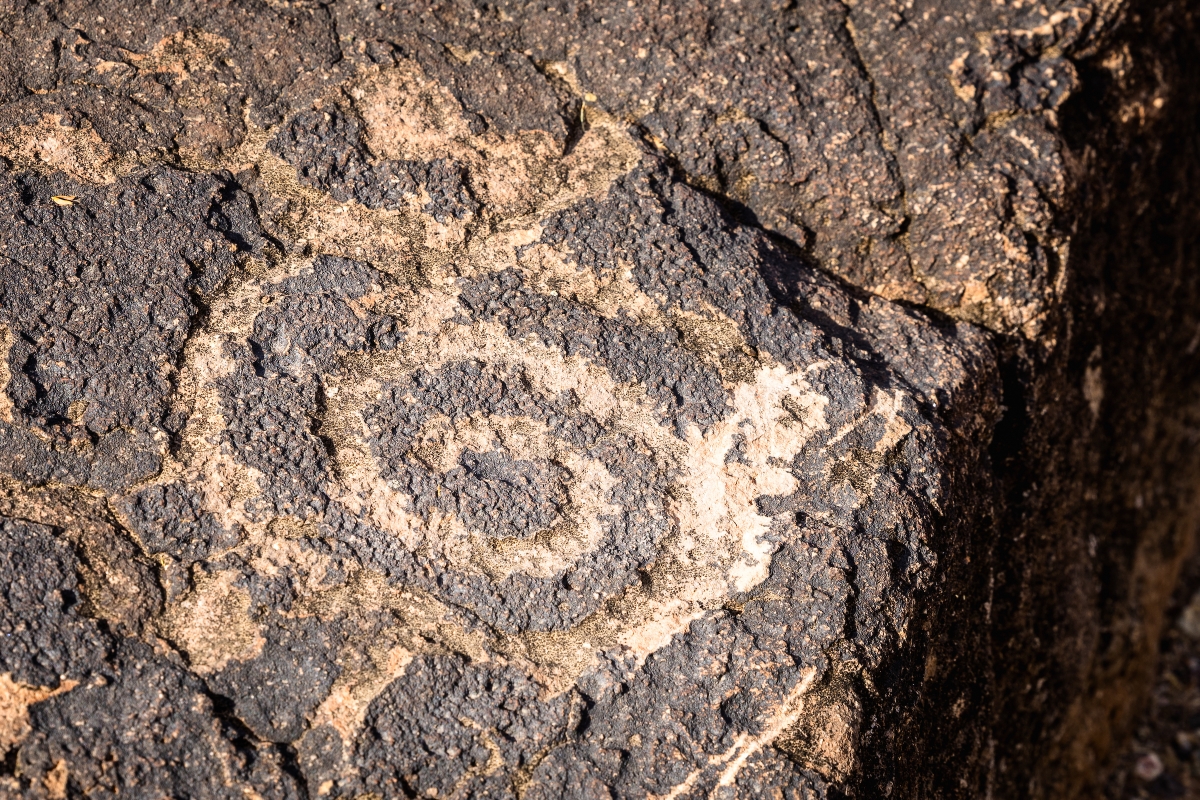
[0,23,1009,798]
[17,1,1200,798]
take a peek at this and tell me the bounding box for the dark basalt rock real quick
[0,1,1197,799]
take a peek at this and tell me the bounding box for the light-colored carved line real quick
[297,570,492,749]
[0,673,79,753]
[324,342,833,688]
[155,570,265,675]
[654,668,818,800]
[3,33,874,763]
[0,324,13,424]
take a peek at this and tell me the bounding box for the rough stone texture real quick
[0,1,1196,798]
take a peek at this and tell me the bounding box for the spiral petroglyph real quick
[0,12,1006,798]
[3,1,1200,797]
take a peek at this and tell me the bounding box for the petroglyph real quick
[0,324,13,425]
[0,113,140,185]
[120,29,231,81]
[0,675,78,753]
[658,669,819,800]
[354,62,642,225]
[296,569,491,744]
[0,15,1001,797]
[157,570,265,675]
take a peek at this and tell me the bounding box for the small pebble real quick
[1135,752,1164,781]
[1178,591,1200,639]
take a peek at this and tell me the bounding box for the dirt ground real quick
[1107,554,1200,799]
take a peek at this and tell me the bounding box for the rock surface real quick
[0,0,1196,798]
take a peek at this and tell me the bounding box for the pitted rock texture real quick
[0,101,997,800]
[0,1,1198,799]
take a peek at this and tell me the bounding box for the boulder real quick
[0,0,1196,797]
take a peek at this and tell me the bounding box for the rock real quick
[1177,592,1200,640]
[0,0,1196,798]
[1134,752,1165,783]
